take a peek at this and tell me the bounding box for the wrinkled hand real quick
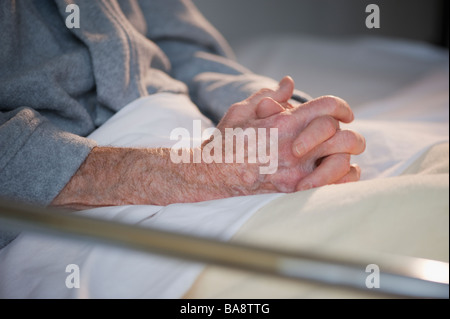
[212,76,365,196]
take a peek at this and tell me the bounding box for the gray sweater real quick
[0,0,308,248]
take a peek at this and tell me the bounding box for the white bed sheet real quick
[0,36,448,298]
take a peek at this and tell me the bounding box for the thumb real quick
[273,76,295,103]
[256,97,285,119]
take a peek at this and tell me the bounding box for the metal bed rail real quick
[0,199,448,298]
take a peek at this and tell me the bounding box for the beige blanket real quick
[185,143,449,298]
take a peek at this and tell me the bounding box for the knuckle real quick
[256,88,275,98]
[228,102,242,113]
[321,95,353,121]
[319,95,339,112]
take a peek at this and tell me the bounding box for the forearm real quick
[51,146,233,210]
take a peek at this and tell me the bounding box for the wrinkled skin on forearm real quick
[51,147,237,209]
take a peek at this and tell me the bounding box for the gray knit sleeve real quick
[139,0,311,123]
[0,107,96,248]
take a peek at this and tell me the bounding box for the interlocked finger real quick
[292,115,340,157]
[315,129,366,158]
[295,153,351,191]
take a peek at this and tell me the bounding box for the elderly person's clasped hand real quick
[52,76,365,210]
[211,76,366,196]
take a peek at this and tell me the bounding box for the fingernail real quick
[294,142,305,156]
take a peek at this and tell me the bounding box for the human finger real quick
[247,76,295,106]
[295,153,351,191]
[315,129,366,158]
[292,115,340,157]
[275,76,296,103]
[256,97,286,119]
[292,95,354,126]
